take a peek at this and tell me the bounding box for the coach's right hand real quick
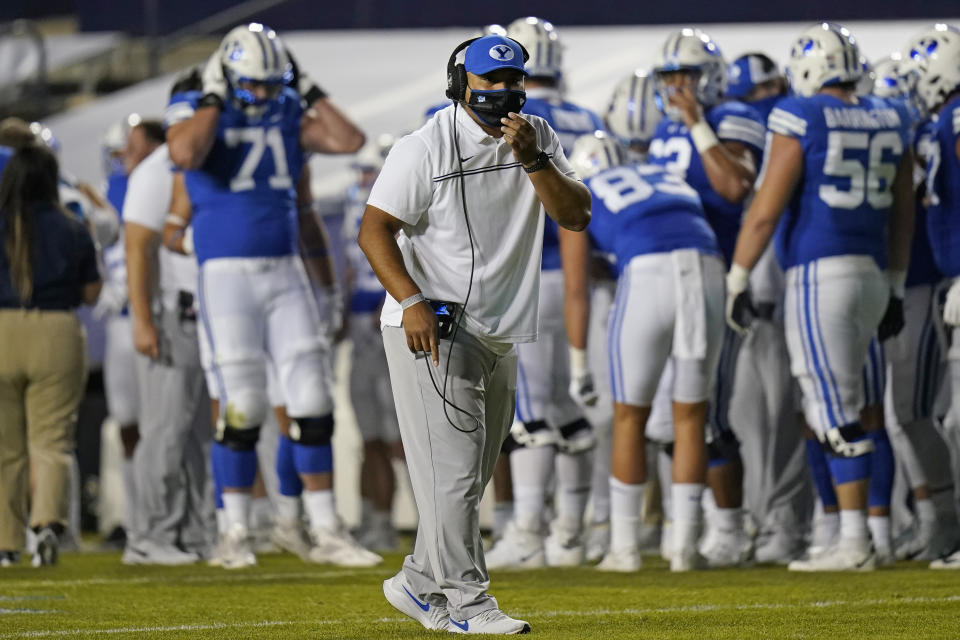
[403,302,439,366]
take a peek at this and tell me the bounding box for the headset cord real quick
[422,101,481,434]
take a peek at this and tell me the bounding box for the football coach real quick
[358,34,590,635]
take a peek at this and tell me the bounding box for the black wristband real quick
[523,150,550,174]
[198,93,224,110]
[303,84,328,105]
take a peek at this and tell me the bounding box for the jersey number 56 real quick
[819,131,903,210]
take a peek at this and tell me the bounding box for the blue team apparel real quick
[649,101,766,264]
[166,89,305,264]
[522,92,604,271]
[463,35,529,77]
[343,184,386,313]
[907,116,942,287]
[0,145,11,175]
[769,94,912,270]
[105,172,128,219]
[924,94,960,278]
[586,163,718,273]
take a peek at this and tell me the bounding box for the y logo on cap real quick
[490,45,514,61]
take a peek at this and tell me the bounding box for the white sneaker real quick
[788,541,875,572]
[448,608,531,634]
[121,539,198,566]
[31,527,58,568]
[382,573,450,630]
[307,522,382,567]
[596,547,642,572]
[485,521,544,570]
[270,519,311,560]
[0,551,19,567]
[754,529,802,565]
[670,546,708,572]
[806,515,839,559]
[895,519,938,561]
[544,523,585,567]
[584,521,609,563]
[930,549,960,569]
[700,529,753,568]
[220,524,257,569]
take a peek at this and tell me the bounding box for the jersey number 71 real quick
[224,127,292,192]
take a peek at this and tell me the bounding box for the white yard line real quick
[3,568,387,589]
[2,595,958,638]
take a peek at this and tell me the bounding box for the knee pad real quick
[557,418,594,454]
[509,419,558,449]
[223,389,268,429]
[501,432,522,454]
[289,414,334,446]
[706,434,741,468]
[821,421,875,458]
[215,423,261,451]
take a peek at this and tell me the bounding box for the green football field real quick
[2,550,959,639]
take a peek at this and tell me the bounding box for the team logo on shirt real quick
[490,45,515,61]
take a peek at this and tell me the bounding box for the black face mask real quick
[466,88,527,127]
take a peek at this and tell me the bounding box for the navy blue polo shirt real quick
[0,202,100,310]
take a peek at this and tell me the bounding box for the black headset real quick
[445,36,530,102]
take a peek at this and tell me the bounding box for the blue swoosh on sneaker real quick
[401,584,430,612]
[450,618,469,631]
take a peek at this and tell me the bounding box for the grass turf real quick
[1,551,958,639]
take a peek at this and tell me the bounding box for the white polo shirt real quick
[368,104,576,345]
[121,144,198,312]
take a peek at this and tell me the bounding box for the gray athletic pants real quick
[383,326,517,621]
[132,306,214,552]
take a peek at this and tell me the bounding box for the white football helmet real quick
[506,16,562,80]
[605,68,663,147]
[652,28,727,119]
[474,24,507,38]
[871,53,906,98]
[902,24,960,113]
[351,133,395,171]
[218,23,291,105]
[102,113,141,177]
[569,131,628,180]
[785,22,863,97]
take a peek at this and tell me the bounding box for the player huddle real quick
[6,11,960,632]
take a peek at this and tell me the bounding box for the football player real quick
[727,22,914,571]
[902,23,960,570]
[484,16,605,569]
[649,27,766,567]
[164,23,377,568]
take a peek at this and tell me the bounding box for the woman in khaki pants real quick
[0,144,102,567]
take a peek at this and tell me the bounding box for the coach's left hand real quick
[501,113,540,167]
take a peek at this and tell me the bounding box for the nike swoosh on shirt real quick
[459,155,475,163]
[450,618,469,631]
[402,585,430,612]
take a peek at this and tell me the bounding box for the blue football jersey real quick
[105,172,127,220]
[908,117,942,287]
[165,89,305,264]
[522,89,604,271]
[0,145,11,175]
[648,101,766,265]
[770,94,912,270]
[586,163,719,275]
[342,183,386,314]
[924,94,960,278]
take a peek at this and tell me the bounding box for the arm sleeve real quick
[714,109,767,152]
[365,134,434,225]
[121,156,175,232]
[164,91,200,128]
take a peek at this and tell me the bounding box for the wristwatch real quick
[523,151,550,174]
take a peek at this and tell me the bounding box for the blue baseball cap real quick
[464,35,529,77]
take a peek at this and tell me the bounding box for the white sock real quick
[609,477,644,553]
[714,507,743,533]
[493,501,514,539]
[839,509,868,546]
[250,496,274,529]
[122,459,137,537]
[275,495,300,524]
[867,515,891,553]
[555,451,592,532]
[672,483,704,553]
[303,489,337,531]
[222,493,251,531]
[916,497,936,524]
[510,446,554,532]
[215,508,228,535]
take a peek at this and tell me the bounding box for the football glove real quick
[725,263,754,335]
[877,295,905,341]
[200,53,228,108]
[568,346,598,407]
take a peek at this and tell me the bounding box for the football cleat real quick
[544,523,585,567]
[220,523,257,569]
[382,573,450,631]
[584,521,610,563]
[121,540,198,566]
[700,528,754,568]
[307,522,382,567]
[670,546,708,572]
[31,527,59,568]
[448,608,531,635]
[270,519,311,560]
[596,547,642,573]
[788,541,876,572]
[930,549,960,570]
[754,529,803,565]
[484,521,545,570]
[0,551,20,567]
